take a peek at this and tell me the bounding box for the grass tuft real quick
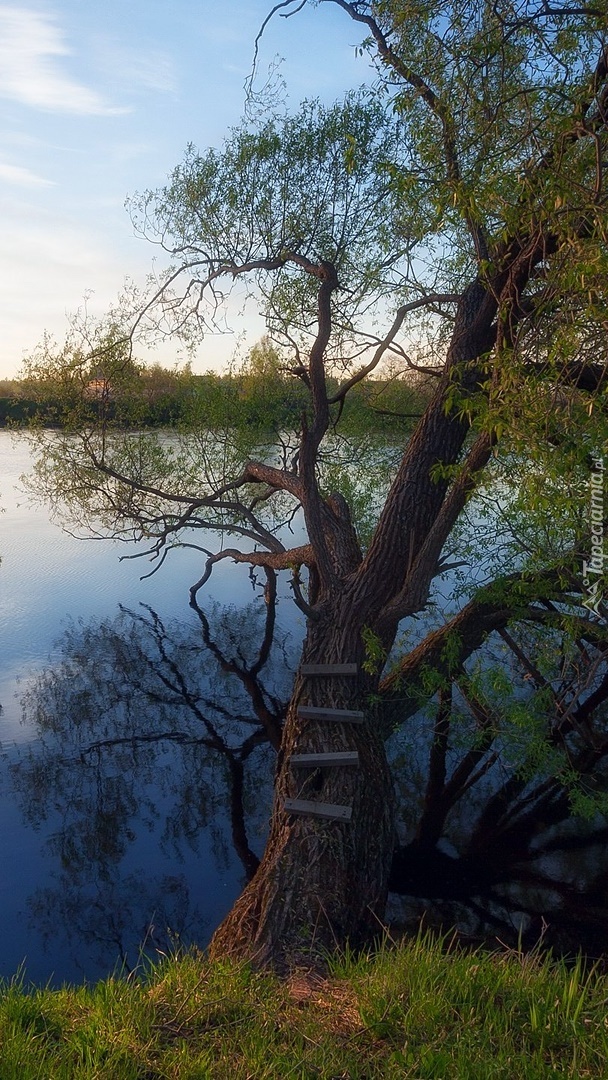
[0,931,607,1077]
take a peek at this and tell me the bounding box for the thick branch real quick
[189,544,313,603]
[299,262,341,592]
[380,430,495,627]
[346,278,497,628]
[377,565,589,737]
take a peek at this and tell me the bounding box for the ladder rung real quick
[291,751,359,768]
[284,798,352,821]
[298,706,364,724]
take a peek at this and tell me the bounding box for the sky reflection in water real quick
[2,431,608,983]
[0,431,294,983]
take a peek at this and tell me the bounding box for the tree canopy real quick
[21,0,608,968]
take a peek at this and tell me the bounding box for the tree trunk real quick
[209,283,500,970]
[209,611,395,970]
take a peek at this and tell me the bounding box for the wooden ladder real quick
[284,664,361,822]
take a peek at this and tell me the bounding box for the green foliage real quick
[129,92,408,355]
[232,337,308,430]
[361,625,388,675]
[439,629,463,674]
[2,935,608,1077]
[334,373,433,434]
[12,336,428,438]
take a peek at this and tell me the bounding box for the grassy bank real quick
[1,932,607,1078]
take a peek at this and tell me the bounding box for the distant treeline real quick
[0,361,433,434]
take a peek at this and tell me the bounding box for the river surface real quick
[2,429,608,985]
[0,430,298,985]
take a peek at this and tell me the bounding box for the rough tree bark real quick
[209,275,501,967]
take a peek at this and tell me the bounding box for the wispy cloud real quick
[0,161,54,186]
[95,41,176,95]
[0,6,126,114]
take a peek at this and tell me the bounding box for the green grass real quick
[1,931,608,1078]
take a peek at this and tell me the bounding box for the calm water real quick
[3,430,608,983]
[0,430,298,985]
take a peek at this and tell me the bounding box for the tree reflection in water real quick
[12,575,608,971]
[387,615,608,956]
[13,574,293,974]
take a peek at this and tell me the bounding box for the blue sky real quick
[0,1,366,378]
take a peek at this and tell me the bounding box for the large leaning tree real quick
[24,0,608,968]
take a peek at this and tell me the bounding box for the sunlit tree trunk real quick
[209,612,395,968]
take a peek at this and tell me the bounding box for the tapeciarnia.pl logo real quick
[582,455,605,615]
